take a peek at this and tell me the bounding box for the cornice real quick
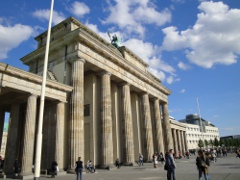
[0,62,73,92]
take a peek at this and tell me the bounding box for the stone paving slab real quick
[3,153,240,180]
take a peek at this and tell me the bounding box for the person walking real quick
[75,157,83,180]
[165,149,176,180]
[196,150,210,180]
[139,154,144,166]
[51,160,58,178]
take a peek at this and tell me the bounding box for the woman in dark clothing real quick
[51,161,58,178]
[196,150,210,180]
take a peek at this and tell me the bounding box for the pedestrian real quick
[196,150,210,180]
[165,149,176,180]
[115,158,120,169]
[153,153,158,168]
[51,160,58,178]
[75,157,83,180]
[13,159,21,177]
[86,160,95,173]
[0,156,3,173]
[139,154,144,166]
[159,152,165,164]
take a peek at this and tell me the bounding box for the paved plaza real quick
[7,153,240,180]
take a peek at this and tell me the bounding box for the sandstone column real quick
[153,99,164,154]
[121,83,134,165]
[142,93,153,161]
[177,130,182,156]
[20,94,37,176]
[100,72,113,168]
[4,103,20,175]
[55,101,65,171]
[161,103,173,151]
[172,129,178,155]
[69,58,85,170]
[180,131,186,154]
[183,131,188,151]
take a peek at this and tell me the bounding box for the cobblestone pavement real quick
[7,153,240,180]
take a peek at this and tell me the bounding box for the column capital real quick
[68,56,86,64]
[98,71,111,77]
[119,82,131,87]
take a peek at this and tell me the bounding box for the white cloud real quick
[162,1,240,68]
[178,61,190,70]
[180,89,186,93]
[103,0,171,37]
[124,38,176,83]
[32,10,66,25]
[67,1,90,18]
[0,23,34,60]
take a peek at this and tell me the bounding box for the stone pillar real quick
[177,130,182,157]
[142,93,154,161]
[153,99,164,154]
[183,131,188,151]
[55,101,65,171]
[20,95,37,176]
[0,109,5,148]
[161,103,173,151]
[121,83,135,165]
[180,131,185,154]
[172,129,178,156]
[69,58,85,170]
[100,72,113,168]
[4,103,20,175]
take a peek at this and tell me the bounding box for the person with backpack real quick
[196,150,210,180]
[75,157,83,180]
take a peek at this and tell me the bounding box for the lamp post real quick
[34,0,54,179]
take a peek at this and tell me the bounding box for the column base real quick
[6,173,33,180]
[122,162,135,166]
[98,164,116,170]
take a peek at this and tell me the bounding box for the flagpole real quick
[34,0,54,179]
[197,97,204,140]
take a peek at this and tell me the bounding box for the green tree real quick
[209,139,213,148]
[225,139,229,148]
[204,139,209,148]
[198,139,204,149]
[214,137,219,147]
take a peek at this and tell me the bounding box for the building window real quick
[84,104,90,116]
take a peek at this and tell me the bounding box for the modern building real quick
[0,17,188,178]
[0,118,8,157]
[179,114,220,149]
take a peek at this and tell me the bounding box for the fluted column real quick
[21,94,37,175]
[172,129,178,155]
[162,103,173,151]
[153,99,164,154]
[183,131,188,151]
[69,58,85,170]
[142,93,153,161]
[180,131,186,154]
[101,72,113,168]
[121,83,134,165]
[0,109,5,149]
[177,130,182,156]
[4,103,20,175]
[55,101,65,171]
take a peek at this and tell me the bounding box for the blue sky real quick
[0,0,240,136]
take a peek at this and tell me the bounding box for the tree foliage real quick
[198,139,204,149]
